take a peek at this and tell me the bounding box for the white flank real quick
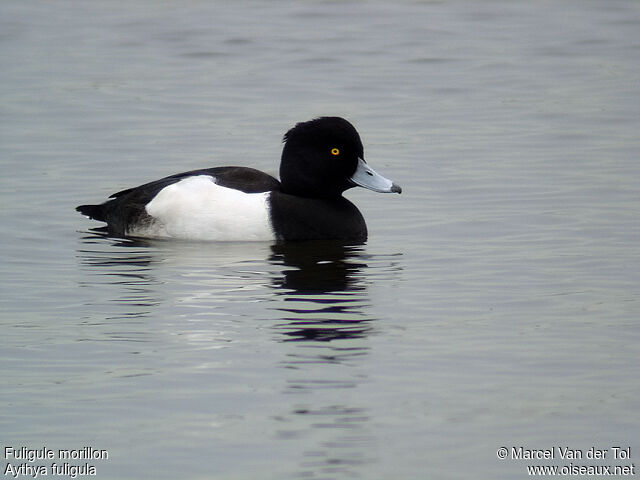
[131,175,274,241]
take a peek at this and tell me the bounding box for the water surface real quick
[1,1,639,478]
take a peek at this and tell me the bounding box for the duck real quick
[76,117,401,242]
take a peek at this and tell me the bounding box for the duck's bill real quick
[350,158,402,194]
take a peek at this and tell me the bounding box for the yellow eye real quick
[331,148,340,156]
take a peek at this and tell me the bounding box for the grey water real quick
[1,1,639,479]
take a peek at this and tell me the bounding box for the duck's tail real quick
[76,204,105,221]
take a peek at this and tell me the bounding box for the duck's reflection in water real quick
[77,232,397,477]
[269,241,373,344]
[268,241,379,477]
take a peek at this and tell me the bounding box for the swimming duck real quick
[76,117,401,242]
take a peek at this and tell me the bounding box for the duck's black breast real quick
[268,192,367,242]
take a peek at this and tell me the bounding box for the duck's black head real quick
[279,117,401,198]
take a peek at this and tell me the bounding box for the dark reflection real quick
[270,241,367,294]
[268,241,374,344]
[267,241,380,478]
